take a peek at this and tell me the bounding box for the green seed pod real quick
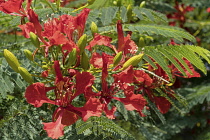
[77,34,87,54]
[113,51,123,66]
[66,48,77,67]
[90,22,98,36]
[30,32,40,48]
[4,49,20,73]
[127,4,133,23]
[24,49,33,61]
[122,54,144,70]
[138,37,145,48]
[18,67,33,84]
[140,1,146,8]
[81,52,89,70]
[88,0,95,5]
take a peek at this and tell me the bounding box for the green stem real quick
[72,3,89,13]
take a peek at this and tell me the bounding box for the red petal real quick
[78,98,102,121]
[86,34,112,51]
[113,66,134,83]
[114,93,147,112]
[123,34,138,55]
[134,70,153,87]
[43,116,65,139]
[0,0,23,14]
[54,61,63,83]
[25,83,55,107]
[154,96,171,114]
[90,52,103,68]
[18,22,35,38]
[49,31,68,45]
[117,20,124,52]
[27,9,42,37]
[104,105,117,119]
[75,8,91,37]
[43,107,79,139]
[75,72,94,96]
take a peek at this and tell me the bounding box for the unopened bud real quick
[140,1,146,8]
[127,4,133,23]
[88,0,95,5]
[138,37,145,48]
[4,49,20,73]
[113,0,121,6]
[90,22,98,36]
[113,51,123,66]
[24,49,33,61]
[18,67,33,84]
[77,34,87,54]
[81,52,89,70]
[122,54,144,70]
[66,48,77,67]
[30,32,40,48]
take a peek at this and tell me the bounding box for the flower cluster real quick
[0,0,201,139]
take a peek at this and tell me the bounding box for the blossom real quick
[86,53,147,118]
[25,60,101,139]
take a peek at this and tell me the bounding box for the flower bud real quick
[81,52,89,70]
[77,34,87,54]
[90,22,98,37]
[66,48,77,67]
[88,0,95,5]
[140,1,146,8]
[18,67,33,84]
[127,4,133,23]
[122,54,144,70]
[24,49,34,61]
[113,0,121,6]
[113,51,123,66]
[30,32,40,48]
[138,37,145,48]
[3,49,20,73]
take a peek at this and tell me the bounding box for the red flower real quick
[25,61,101,139]
[87,53,147,118]
[207,7,210,13]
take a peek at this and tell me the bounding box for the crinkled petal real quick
[104,105,117,119]
[86,34,112,51]
[0,0,23,14]
[77,98,102,121]
[90,52,103,68]
[18,22,35,38]
[25,83,55,107]
[113,66,134,83]
[43,107,79,139]
[113,93,147,112]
